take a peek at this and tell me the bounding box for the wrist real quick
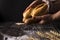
[51,14,55,21]
[51,11,60,21]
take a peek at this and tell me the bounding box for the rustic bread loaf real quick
[23,3,48,23]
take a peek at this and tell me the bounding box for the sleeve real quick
[49,0,60,13]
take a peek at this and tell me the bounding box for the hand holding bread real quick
[23,2,48,24]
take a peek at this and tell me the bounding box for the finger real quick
[39,14,52,20]
[33,16,46,21]
[39,19,51,25]
[24,18,37,24]
[39,20,46,24]
[24,18,33,24]
[24,17,42,24]
[33,16,43,20]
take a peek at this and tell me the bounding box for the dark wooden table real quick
[0,22,60,40]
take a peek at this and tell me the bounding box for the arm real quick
[52,11,60,20]
[38,11,60,24]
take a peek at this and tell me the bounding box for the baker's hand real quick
[24,14,53,24]
[35,14,53,24]
[23,11,60,24]
[23,3,48,24]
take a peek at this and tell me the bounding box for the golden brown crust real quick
[24,0,42,12]
[31,3,48,17]
[23,8,33,22]
[23,2,48,23]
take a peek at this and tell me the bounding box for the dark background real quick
[0,0,60,40]
[0,0,34,22]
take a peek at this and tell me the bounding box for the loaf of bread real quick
[31,3,48,17]
[23,3,48,23]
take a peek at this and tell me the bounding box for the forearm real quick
[52,11,60,20]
